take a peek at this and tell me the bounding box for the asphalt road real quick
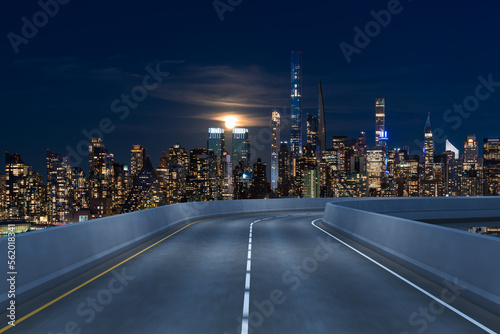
[1,212,498,334]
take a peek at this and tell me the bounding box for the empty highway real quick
[1,212,498,334]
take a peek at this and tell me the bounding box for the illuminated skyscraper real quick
[462,135,482,196]
[423,113,434,179]
[445,140,459,159]
[232,128,250,167]
[278,142,291,197]
[89,138,114,200]
[318,77,327,153]
[306,114,319,146]
[46,150,71,224]
[367,148,384,196]
[157,143,189,204]
[131,145,146,178]
[357,131,367,157]
[483,138,500,195]
[271,110,280,192]
[5,153,46,223]
[208,128,225,157]
[375,98,386,146]
[122,157,166,213]
[291,51,302,158]
[422,113,436,196]
[187,148,217,201]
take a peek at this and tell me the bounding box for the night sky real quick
[2,0,500,176]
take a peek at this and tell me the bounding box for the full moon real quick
[225,116,237,129]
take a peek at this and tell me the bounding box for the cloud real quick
[150,64,290,122]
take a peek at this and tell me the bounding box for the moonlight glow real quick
[225,116,237,129]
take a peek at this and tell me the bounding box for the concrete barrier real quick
[322,197,500,315]
[0,198,332,309]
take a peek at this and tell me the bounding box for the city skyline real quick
[2,1,500,176]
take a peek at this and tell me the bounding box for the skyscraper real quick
[445,140,459,159]
[462,135,482,196]
[422,113,435,196]
[271,110,280,192]
[306,114,319,146]
[46,150,71,224]
[131,145,146,178]
[423,113,434,180]
[318,77,326,153]
[187,148,217,201]
[278,142,291,197]
[122,157,166,213]
[483,138,500,195]
[375,98,386,147]
[290,51,302,158]
[207,128,225,156]
[89,138,114,200]
[5,153,46,222]
[232,128,250,167]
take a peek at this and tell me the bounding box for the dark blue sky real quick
[2,0,500,175]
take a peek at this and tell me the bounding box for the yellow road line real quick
[0,218,212,333]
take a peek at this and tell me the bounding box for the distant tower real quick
[318,78,326,153]
[357,131,367,156]
[232,128,250,167]
[207,128,225,156]
[290,51,303,158]
[271,110,281,192]
[423,113,434,181]
[445,140,459,159]
[375,98,386,146]
[306,114,319,146]
[131,145,146,178]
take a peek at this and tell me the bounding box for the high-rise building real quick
[208,128,225,157]
[421,113,436,196]
[375,98,386,147]
[271,110,281,192]
[318,77,327,153]
[221,152,233,200]
[187,148,218,201]
[157,143,189,204]
[5,153,46,223]
[131,145,146,178]
[232,128,250,167]
[423,113,434,179]
[89,138,114,200]
[112,163,132,213]
[290,51,303,158]
[483,138,500,195]
[462,135,482,196]
[122,157,166,213]
[367,147,384,196]
[303,169,320,198]
[46,150,71,224]
[446,140,459,159]
[250,158,271,198]
[306,114,319,146]
[357,131,367,157]
[278,142,291,197]
[332,136,348,176]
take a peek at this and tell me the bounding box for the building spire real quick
[318,77,326,153]
[424,112,432,133]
